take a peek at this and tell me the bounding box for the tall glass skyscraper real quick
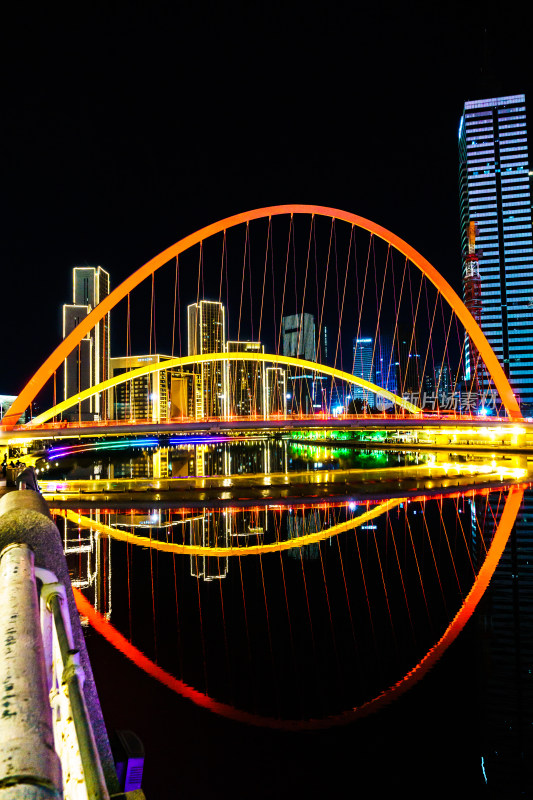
[352,337,374,402]
[459,94,533,411]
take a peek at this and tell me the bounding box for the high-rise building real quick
[62,266,110,420]
[459,94,533,410]
[282,314,317,412]
[110,354,171,423]
[282,313,316,361]
[187,300,227,417]
[226,341,266,416]
[266,367,287,415]
[374,334,397,395]
[395,326,421,396]
[435,364,451,398]
[352,337,374,402]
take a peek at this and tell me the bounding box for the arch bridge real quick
[1,204,523,438]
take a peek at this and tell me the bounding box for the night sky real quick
[2,2,531,394]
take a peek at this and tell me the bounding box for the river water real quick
[44,441,533,799]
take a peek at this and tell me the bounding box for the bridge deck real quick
[2,414,533,442]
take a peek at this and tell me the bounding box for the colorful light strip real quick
[47,434,263,460]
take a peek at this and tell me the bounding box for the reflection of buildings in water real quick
[227,440,287,476]
[170,443,228,478]
[61,510,112,623]
[473,490,533,796]
[106,441,288,482]
[109,507,228,582]
[190,511,229,582]
[199,444,228,477]
[265,439,288,474]
[111,446,170,479]
[229,508,267,543]
[174,441,287,478]
[287,508,320,560]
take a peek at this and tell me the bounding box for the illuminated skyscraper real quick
[110,354,170,423]
[187,300,227,417]
[187,300,226,357]
[282,314,317,412]
[459,94,533,410]
[266,367,287,415]
[63,266,110,420]
[352,337,374,402]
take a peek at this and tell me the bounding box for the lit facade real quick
[110,354,170,423]
[187,300,227,417]
[283,314,317,412]
[62,266,110,420]
[266,367,287,415]
[459,94,533,409]
[352,337,374,401]
[169,370,201,420]
[226,341,266,416]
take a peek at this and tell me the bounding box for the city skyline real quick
[54,231,525,422]
[3,5,530,396]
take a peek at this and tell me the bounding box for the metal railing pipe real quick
[48,593,109,800]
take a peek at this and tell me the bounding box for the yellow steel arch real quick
[57,498,402,556]
[28,352,421,427]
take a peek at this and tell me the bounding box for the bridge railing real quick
[6,410,498,435]
[0,542,109,799]
[40,564,110,799]
[0,490,141,799]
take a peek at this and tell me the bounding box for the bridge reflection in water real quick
[35,436,532,795]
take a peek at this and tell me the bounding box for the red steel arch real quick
[2,205,522,428]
